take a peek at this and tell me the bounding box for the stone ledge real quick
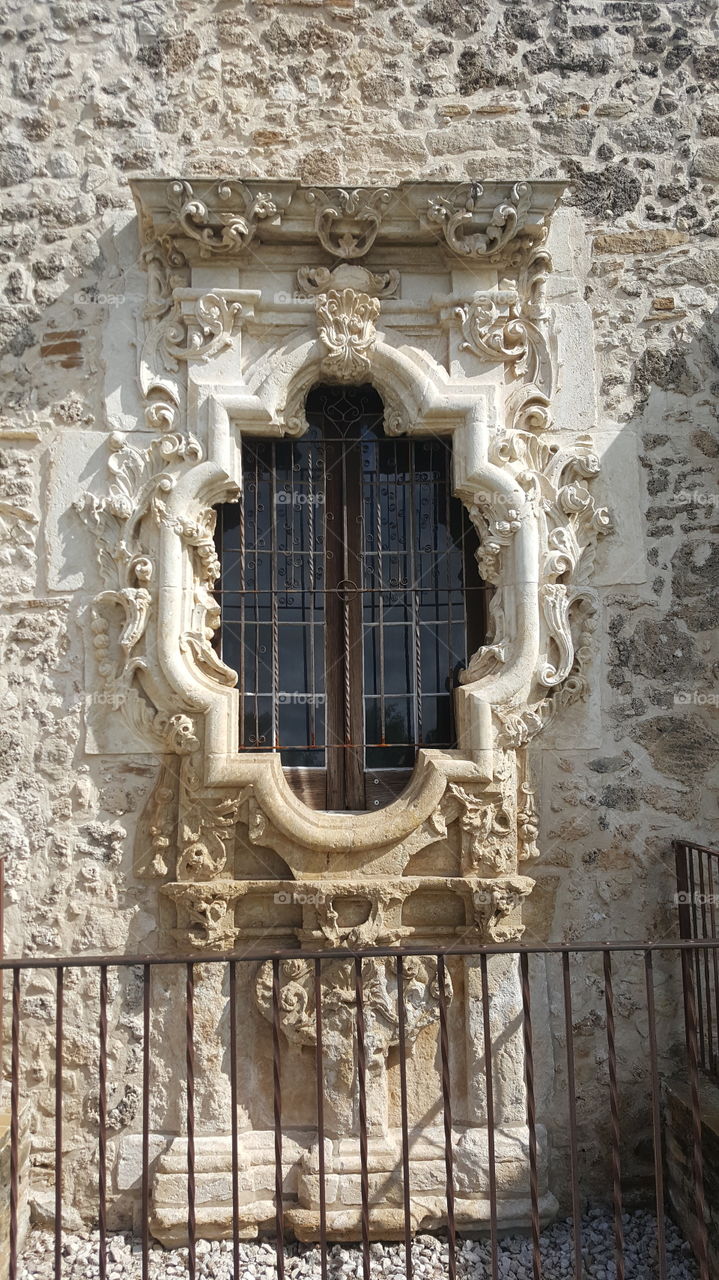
[149,1125,556,1245]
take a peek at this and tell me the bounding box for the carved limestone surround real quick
[78,178,608,1240]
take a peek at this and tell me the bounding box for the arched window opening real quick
[214,384,486,811]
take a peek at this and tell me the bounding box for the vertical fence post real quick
[186,962,196,1280]
[0,854,5,1087]
[396,956,412,1280]
[436,954,456,1280]
[141,965,150,1280]
[54,966,64,1280]
[9,968,20,1280]
[602,951,625,1280]
[271,958,284,1280]
[644,950,668,1280]
[354,956,370,1280]
[98,965,108,1280]
[520,952,541,1280]
[681,946,710,1280]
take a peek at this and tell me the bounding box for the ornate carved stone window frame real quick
[77,176,610,1241]
[79,177,608,925]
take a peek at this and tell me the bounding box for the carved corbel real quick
[426,182,534,259]
[462,875,534,941]
[305,187,391,259]
[166,179,284,256]
[162,880,250,949]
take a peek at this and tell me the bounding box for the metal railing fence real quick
[675,839,719,1082]
[0,939,714,1280]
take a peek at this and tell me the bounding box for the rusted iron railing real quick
[675,839,719,1082]
[1,939,714,1280]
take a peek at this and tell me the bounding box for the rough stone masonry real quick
[0,0,717,1243]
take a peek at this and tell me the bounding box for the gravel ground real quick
[19,1209,699,1280]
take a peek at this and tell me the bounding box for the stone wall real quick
[0,0,717,1228]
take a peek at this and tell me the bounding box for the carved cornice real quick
[131,178,566,265]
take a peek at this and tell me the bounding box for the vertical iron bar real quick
[308,446,317,752]
[681,947,710,1280]
[142,966,150,1280]
[697,857,714,1075]
[272,958,285,1280]
[254,451,260,748]
[55,966,64,1280]
[239,478,246,748]
[675,841,692,1055]
[479,955,499,1280]
[396,957,413,1280]
[376,453,385,747]
[271,444,280,751]
[437,954,456,1280]
[561,952,583,1279]
[98,965,108,1280]
[314,959,328,1280]
[443,450,453,742]
[520,951,542,1280]
[408,445,422,748]
[689,853,706,1069]
[354,956,371,1280]
[0,855,4,1085]
[186,962,196,1280]
[706,858,719,1067]
[9,968,20,1280]
[229,961,240,1280]
[644,951,667,1280]
[603,952,625,1280]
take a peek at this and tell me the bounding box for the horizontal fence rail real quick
[0,939,714,1280]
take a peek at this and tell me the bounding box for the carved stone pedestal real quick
[150,1125,557,1245]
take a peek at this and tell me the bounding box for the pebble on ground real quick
[18,1208,699,1280]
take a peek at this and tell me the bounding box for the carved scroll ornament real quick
[305,187,391,259]
[167,179,283,256]
[427,182,534,259]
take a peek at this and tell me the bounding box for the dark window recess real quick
[214,384,486,812]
